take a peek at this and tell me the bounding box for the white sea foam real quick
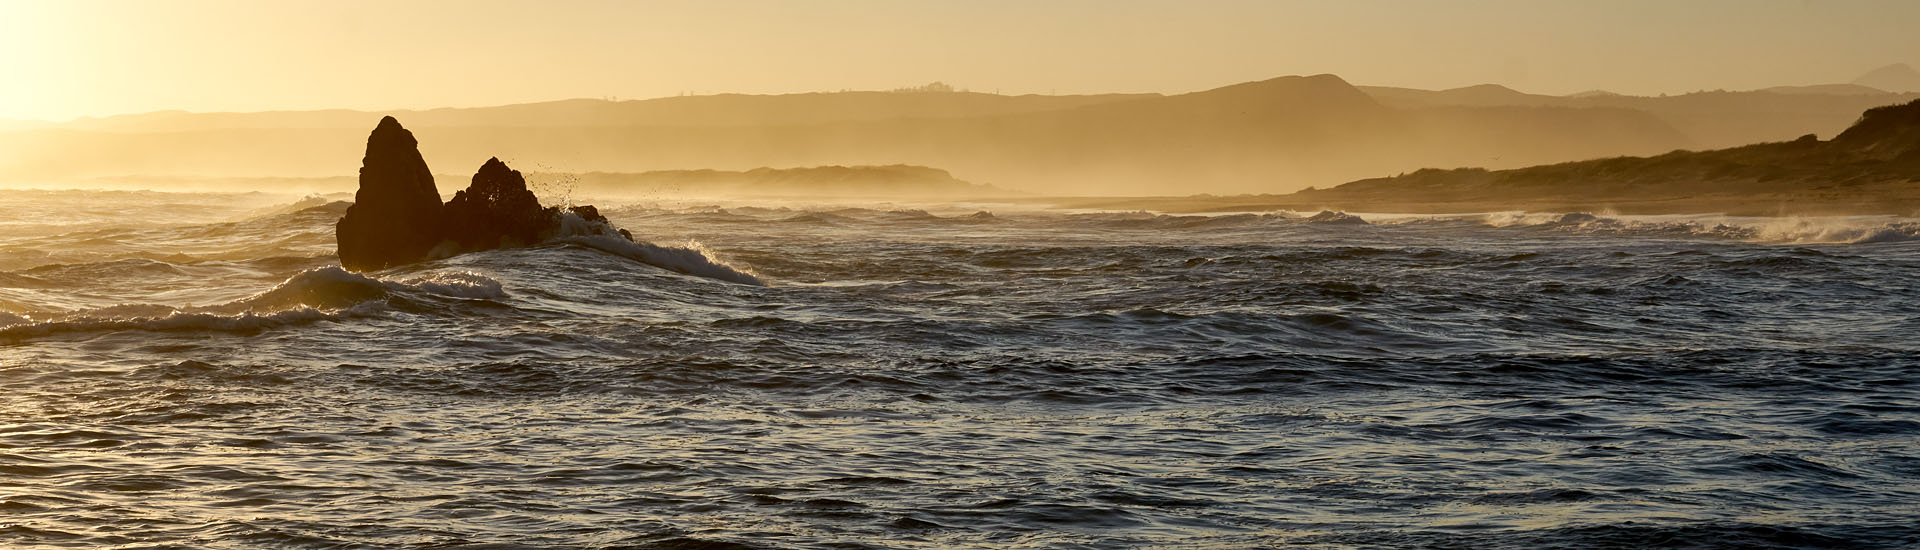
[393,271,508,299]
[1304,210,1370,225]
[1468,210,1920,245]
[559,234,766,286]
[548,212,765,286]
[1480,211,1608,228]
[1737,217,1920,244]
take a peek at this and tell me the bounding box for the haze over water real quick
[6,1,1920,549]
[0,190,1916,548]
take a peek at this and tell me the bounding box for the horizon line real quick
[9,69,1915,125]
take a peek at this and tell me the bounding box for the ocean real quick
[2,189,1917,549]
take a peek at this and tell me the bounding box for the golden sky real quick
[1,0,1915,121]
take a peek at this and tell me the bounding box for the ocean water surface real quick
[2,189,1918,549]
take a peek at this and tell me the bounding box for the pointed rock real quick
[336,116,444,271]
[333,120,642,271]
[442,157,554,250]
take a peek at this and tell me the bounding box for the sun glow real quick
[0,0,1914,121]
[0,2,61,121]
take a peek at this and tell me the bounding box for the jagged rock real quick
[443,158,553,250]
[567,205,633,240]
[336,118,636,269]
[336,116,444,271]
[567,204,608,224]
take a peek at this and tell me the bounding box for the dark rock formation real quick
[336,117,635,271]
[566,205,633,240]
[336,116,445,271]
[567,204,607,224]
[443,158,553,250]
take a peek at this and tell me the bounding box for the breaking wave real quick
[0,307,363,341]
[5,190,1920,549]
[548,211,765,286]
[0,266,505,341]
[1739,217,1920,244]
[1474,211,1920,244]
[230,266,506,312]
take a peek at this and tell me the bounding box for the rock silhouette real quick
[1279,98,1920,215]
[565,205,634,241]
[336,116,444,271]
[1831,99,1920,163]
[335,117,630,271]
[443,157,551,250]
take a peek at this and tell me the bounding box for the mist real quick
[9,3,1920,549]
[5,74,1915,198]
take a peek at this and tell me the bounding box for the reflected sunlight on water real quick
[1,190,1917,548]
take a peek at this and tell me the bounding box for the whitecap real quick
[547,211,765,286]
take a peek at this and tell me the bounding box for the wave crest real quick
[1477,211,1920,244]
[0,267,506,340]
[0,307,363,341]
[1738,218,1920,244]
[548,212,765,286]
[233,266,506,312]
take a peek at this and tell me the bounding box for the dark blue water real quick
[2,191,1918,549]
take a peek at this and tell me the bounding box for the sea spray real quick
[556,234,765,286]
[1470,211,1920,244]
[1743,217,1920,244]
[547,211,765,286]
[6,189,1920,548]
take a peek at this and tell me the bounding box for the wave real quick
[230,266,506,311]
[1474,211,1920,244]
[0,307,365,341]
[1481,211,1605,228]
[237,195,347,221]
[1737,218,1920,244]
[0,266,506,340]
[548,211,765,286]
[1304,210,1369,225]
[604,205,1896,246]
[0,196,347,272]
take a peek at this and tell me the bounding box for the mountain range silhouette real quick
[3,72,1916,196]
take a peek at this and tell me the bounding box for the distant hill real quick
[1566,90,1625,99]
[547,165,1002,199]
[1854,63,1920,93]
[26,75,1919,196]
[1361,84,1920,150]
[0,75,1693,195]
[1759,84,1892,96]
[1358,84,1562,108]
[1120,99,1920,216]
[48,91,1157,133]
